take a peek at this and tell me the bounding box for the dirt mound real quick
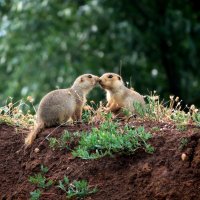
[0,121,200,200]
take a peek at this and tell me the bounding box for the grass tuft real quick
[72,118,154,159]
[57,176,97,199]
[48,130,80,150]
[30,189,41,200]
[0,96,35,127]
[29,165,53,189]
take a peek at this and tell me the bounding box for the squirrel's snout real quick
[98,79,105,87]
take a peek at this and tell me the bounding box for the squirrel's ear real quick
[80,77,84,82]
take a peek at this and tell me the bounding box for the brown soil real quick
[0,120,200,200]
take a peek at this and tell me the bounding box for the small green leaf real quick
[30,189,41,200]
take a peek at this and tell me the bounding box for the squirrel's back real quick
[37,89,77,126]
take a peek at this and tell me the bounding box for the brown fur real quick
[25,74,99,147]
[99,73,145,115]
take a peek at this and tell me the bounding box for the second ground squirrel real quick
[99,73,145,115]
[25,74,99,147]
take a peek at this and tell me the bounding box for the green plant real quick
[48,137,59,150]
[48,130,79,150]
[151,126,160,131]
[60,131,71,147]
[29,173,53,189]
[121,108,131,117]
[133,101,146,117]
[29,165,53,200]
[145,95,160,120]
[57,176,69,192]
[57,176,97,199]
[68,180,97,199]
[0,97,35,127]
[179,138,189,150]
[176,124,187,131]
[40,165,49,174]
[171,111,190,124]
[72,120,154,159]
[170,109,189,131]
[82,109,92,123]
[29,165,53,189]
[30,189,41,200]
[192,112,200,127]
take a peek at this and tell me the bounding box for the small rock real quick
[34,147,40,153]
[181,153,187,161]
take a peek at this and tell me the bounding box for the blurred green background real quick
[0,0,200,108]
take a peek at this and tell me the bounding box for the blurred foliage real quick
[0,0,200,108]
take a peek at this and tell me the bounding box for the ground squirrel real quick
[99,73,145,115]
[25,74,99,147]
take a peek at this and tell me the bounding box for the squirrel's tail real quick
[25,122,44,147]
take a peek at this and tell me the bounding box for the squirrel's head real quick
[72,74,99,93]
[99,73,124,91]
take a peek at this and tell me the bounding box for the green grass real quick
[133,101,146,117]
[30,189,41,200]
[28,166,97,200]
[1,94,199,130]
[57,176,97,199]
[176,124,187,131]
[72,119,154,159]
[48,130,80,150]
[40,164,49,174]
[28,165,53,199]
[29,173,53,189]
[192,112,200,127]
[133,94,200,129]
[29,165,53,194]
[179,138,189,150]
[82,109,92,123]
[151,126,160,131]
[0,97,35,127]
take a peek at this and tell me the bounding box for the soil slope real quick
[0,121,200,200]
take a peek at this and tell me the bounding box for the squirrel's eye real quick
[88,75,92,78]
[108,75,113,78]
